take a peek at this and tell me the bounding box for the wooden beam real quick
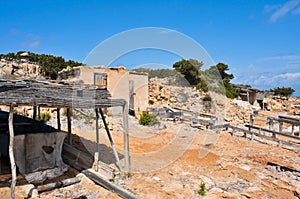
[67,108,72,145]
[37,106,41,120]
[245,124,300,140]
[99,108,121,171]
[57,108,61,131]
[278,115,300,122]
[250,114,254,140]
[123,104,130,173]
[36,176,82,193]
[8,104,16,199]
[279,122,283,134]
[82,169,139,199]
[95,108,100,165]
[33,106,37,120]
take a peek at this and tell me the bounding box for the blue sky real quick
[0,0,300,95]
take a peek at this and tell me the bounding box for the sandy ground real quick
[71,116,300,199]
[1,115,300,198]
[118,127,300,198]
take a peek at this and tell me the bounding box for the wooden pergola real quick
[0,78,130,199]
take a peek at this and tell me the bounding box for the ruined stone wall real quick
[129,72,148,114]
[58,66,149,113]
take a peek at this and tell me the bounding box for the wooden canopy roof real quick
[0,78,126,108]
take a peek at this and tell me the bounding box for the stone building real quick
[58,66,148,115]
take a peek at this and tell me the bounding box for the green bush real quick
[62,108,73,116]
[37,112,51,122]
[84,113,95,124]
[139,112,151,125]
[198,182,206,196]
[139,112,160,126]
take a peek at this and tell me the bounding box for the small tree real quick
[271,87,295,97]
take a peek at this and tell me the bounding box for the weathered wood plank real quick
[9,104,16,199]
[99,108,121,171]
[82,169,139,199]
[36,176,82,193]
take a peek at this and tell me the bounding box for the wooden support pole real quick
[292,124,294,136]
[95,108,100,164]
[9,104,16,199]
[67,108,72,145]
[279,122,283,134]
[82,170,139,199]
[57,108,61,131]
[123,104,130,173]
[249,114,254,140]
[36,176,82,193]
[37,106,41,120]
[99,108,122,171]
[269,119,275,138]
[33,106,37,120]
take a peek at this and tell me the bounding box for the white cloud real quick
[21,34,40,49]
[263,55,300,61]
[253,72,300,86]
[264,4,281,13]
[268,0,300,23]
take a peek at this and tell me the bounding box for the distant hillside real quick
[132,68,177,79]
[0,51,83,79]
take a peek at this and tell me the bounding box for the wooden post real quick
[269,119,275,138]
[250,114,254,141]
[123,104,130,173]
[57,108,61,131]
[95,108,100,165]
[279,122,283,134]
[37,106,41,120]
[292,124,294,136]
[67,108,72,145]
[9,104,16,199]
[99,108,122,170]
[33,106,37,120]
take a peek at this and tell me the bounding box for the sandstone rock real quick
[0,59,41,79]
[15,184,36,198]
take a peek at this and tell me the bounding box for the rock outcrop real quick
[0,59,41,79]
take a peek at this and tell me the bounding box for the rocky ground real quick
[116,125,300,198]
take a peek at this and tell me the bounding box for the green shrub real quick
[13,110,19,115]
[37,112,51,122]
[84,113,94,124]
[139,112,160,126]
[139,112,151,125]
[198,182,206,196]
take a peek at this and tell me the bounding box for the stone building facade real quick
[58,66,148,115]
